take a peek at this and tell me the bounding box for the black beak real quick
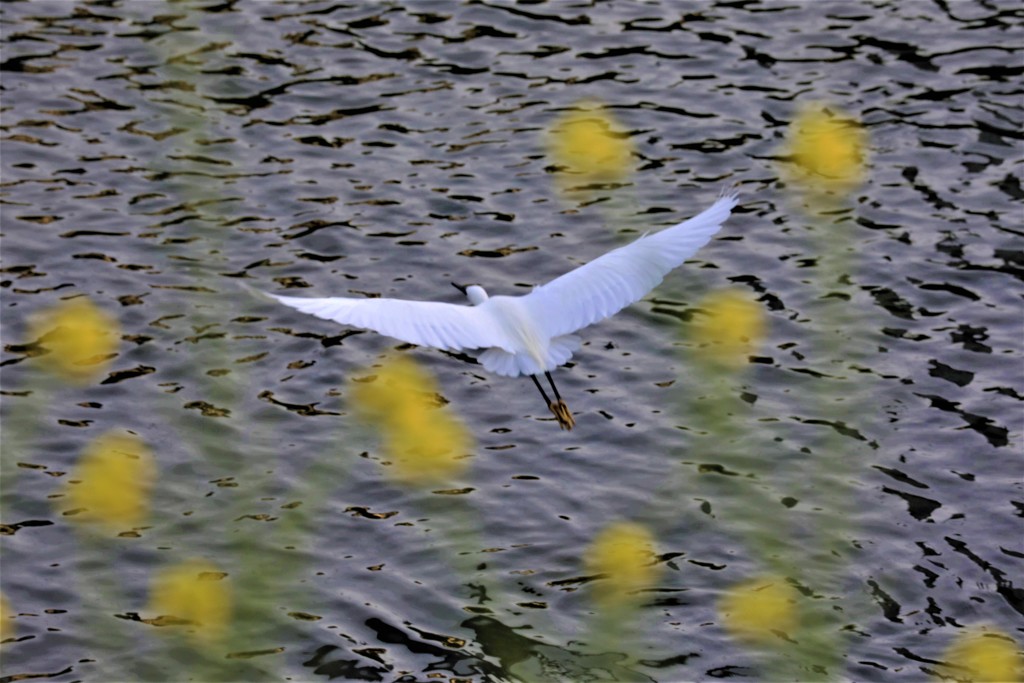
[451,282,468,295]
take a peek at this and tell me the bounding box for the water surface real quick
[2,1,1021,681]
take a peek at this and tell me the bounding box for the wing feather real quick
[269,294,507,352]
[269,194,736,355]
[520,193,738,338]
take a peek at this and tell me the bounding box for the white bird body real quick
[470,293,580,377]
[271,192,739,428]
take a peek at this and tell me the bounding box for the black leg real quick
[544,371,563,402]
[531,374,552,405]
[537,371,574,430]
[531,374,573,429]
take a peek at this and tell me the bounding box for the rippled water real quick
[2,1,1021,681]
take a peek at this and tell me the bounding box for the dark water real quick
[1,1,1021,681]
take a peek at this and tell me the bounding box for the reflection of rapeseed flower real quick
[0,593,11,642]
[351,356,472,486]
[64,431,155,531]
[693,290,764,369]
[783,103,866,197]
[29,296,119,384]
[584,522,658,610]
[548,102,632,184]
[942,627,1022,683]
[150,559,231,643]
[719,575,798,645]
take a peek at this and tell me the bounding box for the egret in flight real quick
[271,192,739,430]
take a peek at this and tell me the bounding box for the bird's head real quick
[452,282,488,306]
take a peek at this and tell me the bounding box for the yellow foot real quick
[549,400,575,430]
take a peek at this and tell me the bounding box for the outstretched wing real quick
[269,293,509,352]
[519,192,738,338]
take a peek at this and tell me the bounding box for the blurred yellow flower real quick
[584,522,658,610]
[719,575,798,645]
[943,627,1022,683]
[692,289,764,369]
[0,593,12,642]
[150,559,231,643]
[351,356,472,486]
[548,102,632,183]
[784,103,866,196]
[29,296,119,384]
[63,431,154,531]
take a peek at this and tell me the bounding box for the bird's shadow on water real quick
[299,613,661,682]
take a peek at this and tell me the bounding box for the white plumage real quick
[271,192,739,428]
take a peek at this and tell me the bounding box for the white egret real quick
[270,192,739,429]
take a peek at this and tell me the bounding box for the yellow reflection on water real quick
[781,103,867,214]
[63,431,154,532]
[0,593,12,643]
[29,296,119,384]
[548,101,632,185]
[149,559,231,644]
[351,356,473,486]
[692,289,765,371]
[942,627,1023,683]
[584,522,659,611]
[719,575,798,645]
